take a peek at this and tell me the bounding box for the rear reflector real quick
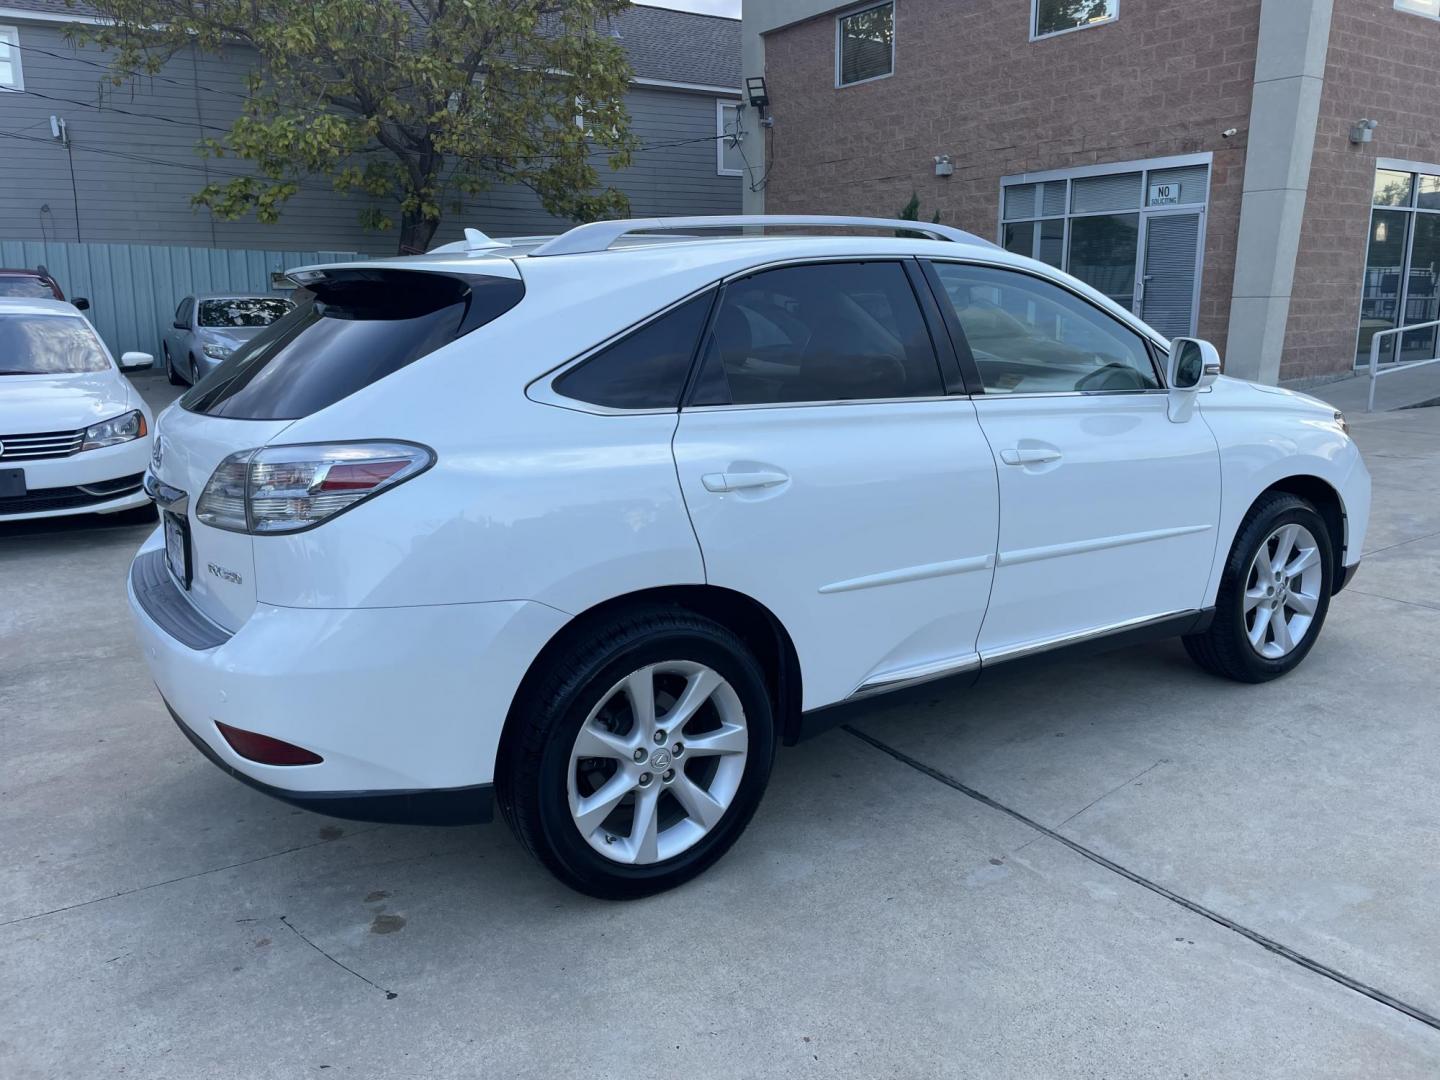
[215,721,324,766]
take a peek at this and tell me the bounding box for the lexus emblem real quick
[151,436,164,469]
[0,440,6,459]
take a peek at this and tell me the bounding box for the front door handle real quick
[701,469,789,493]
[999,448,1062,466]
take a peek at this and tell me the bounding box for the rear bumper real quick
[164,698,493,825]
[127,527,570,806]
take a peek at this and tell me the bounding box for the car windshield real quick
[0,314,110,375]
[197,297,294,328]
[0,276,55,299]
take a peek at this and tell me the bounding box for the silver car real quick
[162,294,294,386]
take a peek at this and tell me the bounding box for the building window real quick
[836,2,894,87]
[1000,155,1211,340]
[1356,162,1440,368]
[0,26,23,90]
[717,100,744,177]
[1394,0,1440,20]
[1032,0,1118,40]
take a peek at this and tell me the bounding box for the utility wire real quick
[10,85,236,135]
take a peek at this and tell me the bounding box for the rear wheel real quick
[498,609,775,899]
[1183,492,1333,682]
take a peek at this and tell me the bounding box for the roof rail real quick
[527,215,997,257]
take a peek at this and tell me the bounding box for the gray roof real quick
[5,1,740,89]
[610,6,740,88]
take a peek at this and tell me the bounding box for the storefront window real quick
[999,156,1210,338]
[1356,164,1440,367]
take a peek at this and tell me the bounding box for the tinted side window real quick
[181,270,524,420]
[690,262,944,406]
[931,262,1158,394]
[553,291,713,409]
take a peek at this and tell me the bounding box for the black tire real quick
[163,344,182,386]
[1183,492,1334,683]
[497,607,775,899]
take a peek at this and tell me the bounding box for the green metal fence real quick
[0,240,364,362]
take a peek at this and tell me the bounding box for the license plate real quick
[0,468,24,499]
[164,511,192,589]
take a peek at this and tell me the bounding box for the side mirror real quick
[173,319,187,330]
[119,351,154,371]
[71,297,90,311]
[1166,338,1221,422]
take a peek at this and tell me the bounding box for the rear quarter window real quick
[180,269,523,420]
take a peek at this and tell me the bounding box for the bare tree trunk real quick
[398,208,440,255]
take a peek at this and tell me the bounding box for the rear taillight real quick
[195,441,433,534]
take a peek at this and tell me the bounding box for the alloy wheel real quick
[1244,523,1323,659]
[566,660,748,865]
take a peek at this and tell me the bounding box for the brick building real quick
[737,0,1440,384]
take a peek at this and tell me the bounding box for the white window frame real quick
[1030,0,1119,43]
[835,1,895,89]
[0,25,23,91]
[1394,0,1440,20]
[716,99,744,177]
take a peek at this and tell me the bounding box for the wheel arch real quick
[500,585,806,769]
[1253,474,1348,588]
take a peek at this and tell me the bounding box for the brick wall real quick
[1284,0,1440,381]
[760,0,1262,344]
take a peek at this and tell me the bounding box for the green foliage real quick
[896,191,941,236]
[71,0,637,252]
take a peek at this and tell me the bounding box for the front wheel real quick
[497,609,775,899]
[1183,492,1333,682]
[163,344,182,386]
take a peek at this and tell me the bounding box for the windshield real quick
[0,314,110,375]
[0,276,56,299]
[198,297,294,328]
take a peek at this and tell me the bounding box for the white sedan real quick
[128,216,1370,898]
[0,297,155,522]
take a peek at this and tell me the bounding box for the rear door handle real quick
[999,448,1062,466]
[701,469,789,493]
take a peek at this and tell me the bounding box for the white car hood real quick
[0,370,134,433]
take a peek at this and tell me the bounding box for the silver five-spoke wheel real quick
[1244,522,1323,659]
[567,660,748,865]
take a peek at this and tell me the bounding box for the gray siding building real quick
[0,2,742,252]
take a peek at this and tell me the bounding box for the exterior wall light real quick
[1350,118,1379,144]
[934,154,954,177]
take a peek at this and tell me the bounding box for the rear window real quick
[181,269,524,420]
[197,297,293,327]
[0,275,56,299]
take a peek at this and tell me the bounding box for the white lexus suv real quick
[128,217,1370,898]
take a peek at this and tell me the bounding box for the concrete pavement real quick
[2,379,1438,1078]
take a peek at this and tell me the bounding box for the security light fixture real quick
[1350,118,1379,145]
[746,76,769,111]
[934,154,954,177]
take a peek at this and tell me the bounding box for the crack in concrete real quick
[0,826,381,928]
[844,724,1440,1034]
[280,915,397,1000]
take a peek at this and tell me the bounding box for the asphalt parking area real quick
[4,380,1439,1078]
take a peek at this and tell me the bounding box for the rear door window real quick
[688,261,945,406]
[181,269,523,420]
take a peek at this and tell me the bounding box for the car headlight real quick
[1333,409,1349,435]
[202,343,232,360]
[81,409,147,451]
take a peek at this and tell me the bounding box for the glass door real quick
[1137,210,1203,339]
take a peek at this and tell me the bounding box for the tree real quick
[895,190,940,237]
[73,1,637,253]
